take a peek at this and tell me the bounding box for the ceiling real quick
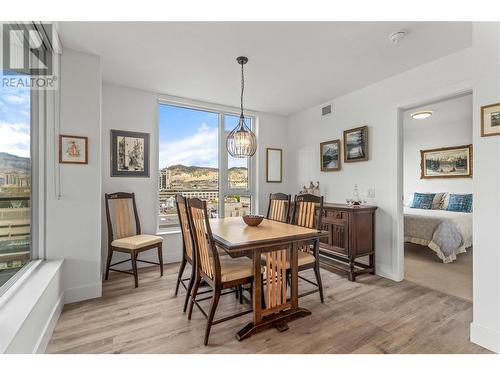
[404,93,472,131]
[58,22,472,116]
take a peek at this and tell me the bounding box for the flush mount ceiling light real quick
[389,31,407,44]
[226,56,257,158]
[411,110,433,120]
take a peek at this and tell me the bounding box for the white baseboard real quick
[64,282,102,304]
[34,292,64,353]
[470,321,500,353]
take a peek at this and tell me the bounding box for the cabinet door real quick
[321,218,348,255]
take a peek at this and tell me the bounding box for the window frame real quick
[156,97,257,232]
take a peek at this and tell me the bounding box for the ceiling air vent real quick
[321,104,332,116]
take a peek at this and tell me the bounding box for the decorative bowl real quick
[242,215,264,226]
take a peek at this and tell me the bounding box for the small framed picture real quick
[266,148,283,182]
[59,135,88,164]
[320,139,340,171]
[481,102,500,137]
[110,129,150,177]
[344,125,368,162]
[420,144,472,179]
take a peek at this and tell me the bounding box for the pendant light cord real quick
[240,61,244,118]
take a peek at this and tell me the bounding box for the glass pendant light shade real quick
[226,115,257,158]
[226,56,257,158]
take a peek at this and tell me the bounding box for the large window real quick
[158,103,254,229]
[0,70,32,289]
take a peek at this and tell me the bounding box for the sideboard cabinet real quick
[318,203,377,281]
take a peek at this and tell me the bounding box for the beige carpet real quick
[405,243,472,301]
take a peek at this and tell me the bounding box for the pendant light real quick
[226,56,257,158]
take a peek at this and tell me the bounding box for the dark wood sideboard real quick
[318,203,377,281]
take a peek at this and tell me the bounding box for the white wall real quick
[470,22,500,353]
[45,48,102,303]
[286,47,473,280]
[403,94,473,196]
[101,83,288,267]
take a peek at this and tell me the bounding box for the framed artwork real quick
[344,125,368,162]
[110,129,150,177]
[420,144,472,179]
[266,148,283,182]
[320,139,340,171]
[59,135,88,164]
[481,102,500,137]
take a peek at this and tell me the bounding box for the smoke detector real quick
[389,31,407,44]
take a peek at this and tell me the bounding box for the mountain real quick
[0,152,30,175]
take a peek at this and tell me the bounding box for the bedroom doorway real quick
[399,91,473,302]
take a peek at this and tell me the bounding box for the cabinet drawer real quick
[324,209,348,220]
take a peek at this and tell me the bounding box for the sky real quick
[158,103,250,170]
[0,71,31,158]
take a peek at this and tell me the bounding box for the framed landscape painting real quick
[420,144,472,179]
[110,130,150,177]
[344,125,368,162]
[59,135,88,164]
[320,139,340,171]
[481,102,500,137]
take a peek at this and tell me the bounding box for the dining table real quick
[209,216,328,340]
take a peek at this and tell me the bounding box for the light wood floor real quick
[47,263,490,354]
[405,243,472,301]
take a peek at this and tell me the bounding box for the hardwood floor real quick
[46,263,490,354]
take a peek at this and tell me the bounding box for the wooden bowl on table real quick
[242,215,264,226]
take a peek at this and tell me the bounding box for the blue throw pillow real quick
[447,194,473,213]
[411,193,436,210]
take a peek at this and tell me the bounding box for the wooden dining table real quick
[209,217,328,340]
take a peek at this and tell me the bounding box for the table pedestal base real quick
[235,307,311,341]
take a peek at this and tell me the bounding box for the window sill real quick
[156,228,181,236]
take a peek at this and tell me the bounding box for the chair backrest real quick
[187,198,219,281]
[266,193,291,223]
[105,192,141,243]
[175,194,194,261]
[291,193,324,230]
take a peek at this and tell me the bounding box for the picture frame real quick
[420,144,472,179]
[320,139,341,171]
[481,102,500,137]
[343,125,368,162]
[110,129,150,177]
[59,135,88,164]
[266,148,283,183]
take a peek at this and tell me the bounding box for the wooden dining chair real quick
[290,193,325,303]
[186,198,259,345]
[174,194,197,312]
[266,193,291,223]
[104,192,163,288]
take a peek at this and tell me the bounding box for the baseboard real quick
[64,282,102,304]
[34,292,64,353]
[470,321,500,353]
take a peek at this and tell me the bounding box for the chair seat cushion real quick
[112,234,163,250]
[220,257,262,282]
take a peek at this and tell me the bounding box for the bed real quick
[404,206,472,263]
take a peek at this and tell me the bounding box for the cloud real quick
[159,123,218,168]
[0,121,30,158]
[2,93,29,105]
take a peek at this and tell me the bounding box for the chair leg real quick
[131,251,139,288]
[188,273,201,320]
[183,263,195,313]
[314,262,324,303]
[175,257,187,296]
[158,243,164,277]
[105,248,113,280]
[238,286,243,304]
[204,288,221,345]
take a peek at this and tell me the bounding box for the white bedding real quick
[404,207,472,262]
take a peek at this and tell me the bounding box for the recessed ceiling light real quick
[411,110,433,120]
[389,31,407,44]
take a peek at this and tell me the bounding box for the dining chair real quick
[290,193,325,303]
[104,192,163,288]
[186,197,259,345]
[266,192,291,223]
[174,194,197,312]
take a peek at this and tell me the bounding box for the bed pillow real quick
[446,194,473,213]
[432,192,447,210]
[410,193,436,210]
